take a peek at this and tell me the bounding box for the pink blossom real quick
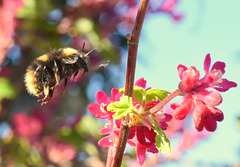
[128,137,158,165]
[88,88,122,120]
[44,136,76,164]
[195,53,238,92]
[160,0,178,13]
[174,129,209,157]
[89,78,172,165]
[172,54,236,132]
[177,65,200,91]
[12,112,43,143]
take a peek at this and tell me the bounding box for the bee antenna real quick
[84,48,97,58]
[82,43,85,52]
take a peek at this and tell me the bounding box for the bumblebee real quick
[25,47,94,105]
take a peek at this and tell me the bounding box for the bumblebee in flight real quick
[24,47,93,105]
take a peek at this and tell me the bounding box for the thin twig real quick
[110,0,150,166]
[141,89,182,116]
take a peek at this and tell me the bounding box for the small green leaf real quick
[0,78,16,101]
[152,115,171,155]
[107,96,135,120]
[119,87,125,94]
[119,86,146,104]
[132,86,146,104]
[146,89,170,103]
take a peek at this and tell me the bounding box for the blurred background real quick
[0,0,239,166]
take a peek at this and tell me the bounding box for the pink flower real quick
[98,124,119,147]
[175,129,209,155]
[89,78,172,165]
[12,112,43,142]
[172,54,237,132]
[88,88,122,120]
[128,137,158,165]
[44,136,76,164]
[196,54,238,92]
[177,65,200,91]
[160,0,178,13]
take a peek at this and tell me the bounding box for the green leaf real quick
[146,89,170,103]
[119,87,125,94]
[152,115,171,155]
[132,86,146,104]
[0,78,16,101]
[107,96,135,120]
[119,86,146,104]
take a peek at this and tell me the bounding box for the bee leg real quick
[61,78,69,95]
[53,61,60,86]
[40,88,54,105]
[38,85,49,103]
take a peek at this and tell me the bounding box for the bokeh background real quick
[0,0,239,166]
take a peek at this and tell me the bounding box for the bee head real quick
[79,43,97,64]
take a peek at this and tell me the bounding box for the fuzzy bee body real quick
[25,47,90,105]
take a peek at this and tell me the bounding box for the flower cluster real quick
[88,78,172,165]
[12,110,76,164]
[88,54,237,165]
[171,54,237,131]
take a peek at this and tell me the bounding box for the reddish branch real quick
[142,89,182,116]
[109,0,150,166]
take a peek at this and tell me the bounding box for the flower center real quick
[211,69,223,84]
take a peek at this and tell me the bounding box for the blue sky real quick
[135,0,240,166]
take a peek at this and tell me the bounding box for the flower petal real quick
[207,106,224,122]
[158,121,168,130]
[146,142,158,153]
[197,90,222,106]
[128,126,135,139]
[161,0,177,12]
[136,126,146,145]
[177,64,187,80]
[136,143,146,166]
[88,103,108,119]
[135,77,147,89]
[162,113,172,122]
[180,66,200,91]
[193,100,206,132]
[172,94,193,120]
[144,127,156,143]
[212,78,237,92]
[204,53,211,73]
[211,61,225,75]
[203,116,217,132]
[98,134,115,147]
[96,91,111,104]
[111,88,121,101]
[99,127,114,135]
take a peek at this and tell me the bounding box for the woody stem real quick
[109,0,150,167]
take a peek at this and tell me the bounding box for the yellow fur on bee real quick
[62,48,78,57]
[37,54,49,62]
[24,69,38,96]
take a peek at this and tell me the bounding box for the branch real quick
[110,0,150,166]
[141,89,182,116]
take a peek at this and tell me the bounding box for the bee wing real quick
[61,56,78,64]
